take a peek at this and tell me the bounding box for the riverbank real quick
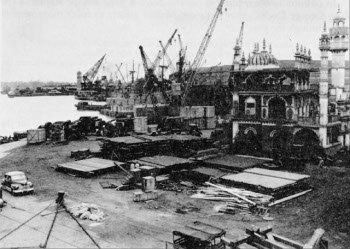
[0,137,349,248]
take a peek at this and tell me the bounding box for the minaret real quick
[329,6,349,100]
[294,43,300,68]
[319,21,330,127]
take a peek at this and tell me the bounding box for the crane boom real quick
[160,41,175,73]
[83,54,106,83]
[139,46,152,77]
[182,0,226,106]
[152,29,178,70]
[233,22,244,63]
[238,22,244,47]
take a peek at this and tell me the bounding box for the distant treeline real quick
[1,81,76,92]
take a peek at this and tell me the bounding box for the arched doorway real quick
[294,128,323,160]
[269,97,286,119]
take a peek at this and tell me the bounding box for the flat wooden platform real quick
[221,173,295,190]
[57,158,125,176]
[244,168,310,181]
[129,155,195,174]
[203,155,270,171]
[219,167,311,197]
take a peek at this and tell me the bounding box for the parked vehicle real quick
[1,171,34,195]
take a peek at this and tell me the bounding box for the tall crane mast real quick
[83,54,106,83]
[181,0,226,106]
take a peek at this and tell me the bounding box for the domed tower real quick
[319,22,330,126]
[329,6,349,100]
[244,40,279,71]
[77,71,82,91]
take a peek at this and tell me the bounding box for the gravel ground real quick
[0,138,349,248]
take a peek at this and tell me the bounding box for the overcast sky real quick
[1,0,349,82]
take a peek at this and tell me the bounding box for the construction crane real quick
[83,54,106,84]
[177,34,187,83]
[234,22,244,62]
[139,45,153,78]
[181,0,226,106]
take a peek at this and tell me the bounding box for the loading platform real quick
[57,158,125,177]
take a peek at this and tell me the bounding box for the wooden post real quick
[303,229,325,249]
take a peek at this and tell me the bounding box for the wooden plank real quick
[84,158,117,166]
[138,155,192,167]
[205,182,256,205]
[269,233,304,249]
[73,160,114,170]
[244,168,310,181]
[268,189,312,207]
[88,158,120,164]
[57,163,95,172]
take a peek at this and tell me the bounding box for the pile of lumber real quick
[99,135,213,161]
[99,139,172,161]
[191,182,273,215]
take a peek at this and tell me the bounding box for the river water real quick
[0,94,112,136]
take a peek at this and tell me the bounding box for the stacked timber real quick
[99,135,212,161]
[99,136,172,161]
[170,135,213,158]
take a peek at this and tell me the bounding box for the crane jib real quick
[181,0,226,106]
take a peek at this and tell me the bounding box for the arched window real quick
[245,97,256,115]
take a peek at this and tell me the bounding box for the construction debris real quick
[192,182,273,205]
[133,190,158,202]
[191,182,273,216]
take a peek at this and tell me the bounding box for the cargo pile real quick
[69,203,106,222]
[99,134,213,161]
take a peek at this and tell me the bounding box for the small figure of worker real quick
[318,157,324,168]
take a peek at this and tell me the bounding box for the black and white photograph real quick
[0,0,349,248]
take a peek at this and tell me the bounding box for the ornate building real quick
[229,7,350,156]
